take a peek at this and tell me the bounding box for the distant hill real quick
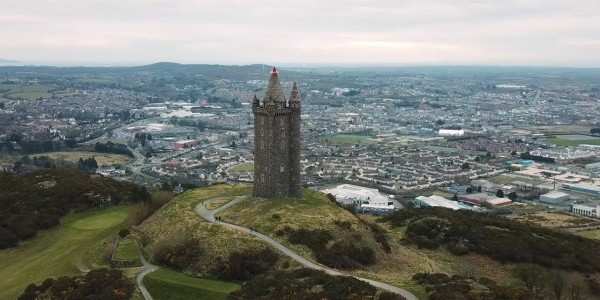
[0,58,20,65]
[0,62,272,76]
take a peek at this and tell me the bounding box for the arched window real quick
[280,163,285,172]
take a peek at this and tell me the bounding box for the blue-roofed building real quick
[562,183,600,196]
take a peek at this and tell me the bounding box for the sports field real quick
[0,206,129,299]
[231,163,254,172]
[144,268,240,300]
[320,134,375,144]
[546,135,600,147]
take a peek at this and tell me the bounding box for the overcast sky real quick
[1,0,600,66]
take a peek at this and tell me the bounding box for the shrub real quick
[227,269,386,300]
[118,228,130,238]
[128,202,153,226]
[18,269,133,300]
[211,248,278,281]
[152,236,203,271]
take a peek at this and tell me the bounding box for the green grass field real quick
[320,134,375,144]
[575,229,600,240]
[231,163,253,172]
[546,138,600,147]
[114,238,142,266]
[0,83,79,100]
[0,206,129,299]
[144,268,240,300]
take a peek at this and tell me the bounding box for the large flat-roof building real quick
[572,204,599,218]
[540,191,570,204]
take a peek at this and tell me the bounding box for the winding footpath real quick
[196,197,419,300]
[134,240,160,300]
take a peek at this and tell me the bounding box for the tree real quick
[452,194,459,201]
[507,191,518,201]
[486,152,493,158]
[514,264,546,295]
[461,162,470,170]
[496,189,504,198]
[511,150,518,156]
[551,272,565,300]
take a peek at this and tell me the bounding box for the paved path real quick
[134,240,159,300]
[196,197,419,300]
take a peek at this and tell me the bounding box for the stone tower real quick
[252,67,301,198]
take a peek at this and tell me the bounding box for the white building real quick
[438,129,465,136]
[539,191,570,204]
[323,184,394,208]
[572,204,599,218]
[414,195,468,210]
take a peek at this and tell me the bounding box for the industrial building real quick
[438,129,465,136]
[572,204,599,218]
[562,183,600,196]
[413,195,471,210]
[539,191,570,204]
[324,184,395,213]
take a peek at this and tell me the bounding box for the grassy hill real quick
[0,206,129,299]
[138,185,295,275]
[138,184,600,299]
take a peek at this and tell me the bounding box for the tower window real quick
[280,163,285,172]
[261,174,265,182]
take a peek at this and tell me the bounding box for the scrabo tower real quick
[252,67,301,198]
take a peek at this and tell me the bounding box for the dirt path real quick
[134,240,159,300]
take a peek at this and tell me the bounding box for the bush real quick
[18,269,133,300]
[128,202,153,226]
[211,248,278,281]
[118,228,130,238]
[378,291,407,300]
[152,236,203,271]
[227,268,387,300]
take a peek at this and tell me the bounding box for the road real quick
[196,197,419,300]
[134,240,160,300]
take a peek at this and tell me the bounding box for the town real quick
[1,64,600,220]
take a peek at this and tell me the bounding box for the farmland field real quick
[0,83,79,100]
[32,151,133,166]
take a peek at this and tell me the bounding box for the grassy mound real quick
[0,206,129,300]
[145,268,240,300]
[217,189,386,270]
[138,185,285,274]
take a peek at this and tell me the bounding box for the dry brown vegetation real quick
[512,211,600,228]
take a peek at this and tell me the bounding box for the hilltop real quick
[139,184,600,299]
